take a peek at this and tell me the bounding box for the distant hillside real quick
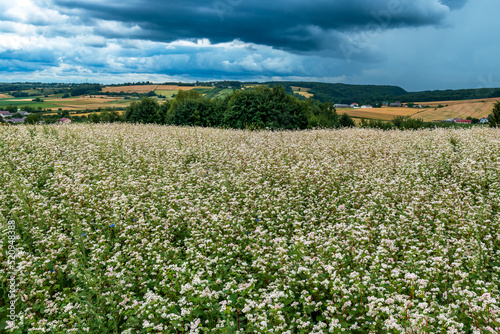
[399,88,500,103]
[260,82,500,105]
[264,82,408,104]
[2,81,500,107]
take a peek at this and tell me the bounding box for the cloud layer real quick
[1,0,498,90]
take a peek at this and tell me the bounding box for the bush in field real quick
[89,112,101,123]
[489,101,500,127]
[339,113,356,127]
[166,91,222,127]
[125,97,167,124]
[24,114,41,124]
[99,109,121,123]
[305,100,340,129]
[392,116,424,130]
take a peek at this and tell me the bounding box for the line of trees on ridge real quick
[122,86,355,129]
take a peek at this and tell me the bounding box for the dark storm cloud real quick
[54,0,466,55]
[2,0,495,90]
[439,0,469,9]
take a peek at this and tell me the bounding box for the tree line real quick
[121,86,355,129]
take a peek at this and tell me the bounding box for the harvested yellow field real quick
[57,97,127,110]
[71,110,125,117]
[416,97,500,107]
[291,86,311,92]
[2,98,33,102]
[156,85,212,91]
[297,92,313,98]
[103,85,159,93]
[411,100,498,122]
[44,96,130,111]
[291,86,314,98]
[338,107,418,121]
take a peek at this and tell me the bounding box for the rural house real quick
[350,103,359,108]
[6,118,26,124]
[59,117,72,124]
[0,111,13,118]
[334,104,349,108]
[455,119,472,124]
[390,101,402,107]
[480,117,489,124]
[361,105,373,108]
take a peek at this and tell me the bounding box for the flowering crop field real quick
[1,124,500,334]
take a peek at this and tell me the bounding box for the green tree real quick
[392,116,405,129]
[89,112,101,123]
[125,101,139,122]
[24,114,41,124]
[5,105,18,113]
[59,110,70,118]
[125,97,162,123]
[100,109,120,123]
[170,98,216,127]
[304,99,339,128]
[224,86,308,130]
[339,113,355,127]
[489,101,500,127]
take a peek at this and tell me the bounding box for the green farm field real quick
[1,124,499,333]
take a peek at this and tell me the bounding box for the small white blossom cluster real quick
[0,124,499,333]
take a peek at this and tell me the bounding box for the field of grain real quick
[156,85,213,91]
[50,97,130,111]
[416,97,500,107]
[70,110,126,117]
[411,99,499,122]
[338,107,419,121]
[291,86,314,98]
[1,124,499,333]
[102,85,160,93]
[0,95,131,111]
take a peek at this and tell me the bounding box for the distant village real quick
[0,109,71,124]
[334,101,423,109]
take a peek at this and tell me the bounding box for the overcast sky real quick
[0,0,498,91]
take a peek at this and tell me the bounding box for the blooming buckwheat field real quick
[1,124,499,334]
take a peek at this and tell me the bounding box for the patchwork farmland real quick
[102,85,213,93]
